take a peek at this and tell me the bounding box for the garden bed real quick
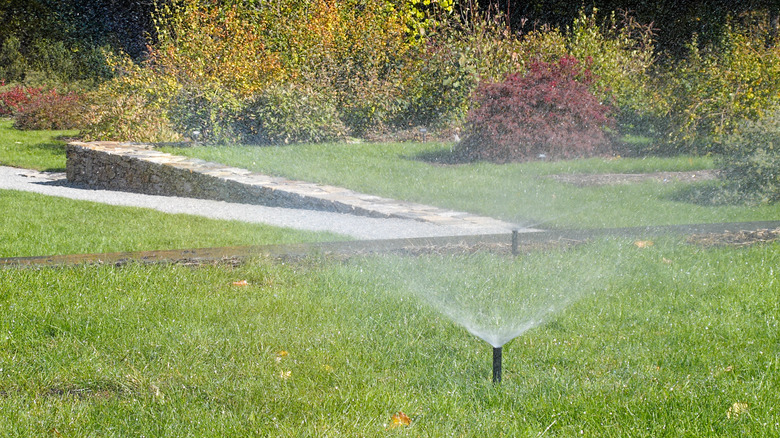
[548,169,718,187]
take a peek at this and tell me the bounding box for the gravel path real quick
[0,165,520,240]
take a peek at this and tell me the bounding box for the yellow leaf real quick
[727,402,748,419]
[634,240,654,248]
[279,370,292,380]
[388,411,411,429]
[232,280,249,286]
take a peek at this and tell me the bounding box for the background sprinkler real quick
[493,346,502,383]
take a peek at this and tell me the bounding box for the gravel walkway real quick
[0,165,522,240]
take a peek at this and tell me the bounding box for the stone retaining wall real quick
[64,141,519,232]
[65,141,375,215]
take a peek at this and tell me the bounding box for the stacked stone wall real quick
[65,142,343,212]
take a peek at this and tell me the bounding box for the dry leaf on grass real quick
[727,402,748,419]
[388,411,411,429]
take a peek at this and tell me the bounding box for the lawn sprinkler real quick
[493,346,502,383]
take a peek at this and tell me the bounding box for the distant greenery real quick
[160,141,780,228]
[1,238,778,435]
[0,189,344,258]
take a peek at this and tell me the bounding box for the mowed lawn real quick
[0,189,346,258]
[0,237,778,436]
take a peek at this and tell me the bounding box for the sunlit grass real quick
[160,142,780,228]
[0,189,345,258]
[0,118,76,171]
[1,239,778,436]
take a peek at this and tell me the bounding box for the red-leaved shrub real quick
[13,89,82,130]
[0,85,44,116]
[457,56,615,162]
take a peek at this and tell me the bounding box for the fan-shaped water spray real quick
[379,239,618,383]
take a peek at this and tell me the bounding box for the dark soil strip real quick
[3,221,780,268]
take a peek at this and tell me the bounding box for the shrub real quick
[0,84,43,116]
[13,89,83,130]
[80,92,180,143]
[458,56,614,162]
[717,109,780,204]
[662,25,780,154]
[239,83,347,145]
[0,36,26,82]
[389,15,533,131]
[167,85,247,144]
[566,10,660,136]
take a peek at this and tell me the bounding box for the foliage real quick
[0,83,43,116]
[153,3,283,97]
[12,89,82,131]
[80,92,181,144]
[458,56,614,162]
[80,51,181,143]
[239,83,346,145]
[661,25,780,154]
[0,35,26,82]
[270,0,415,136]
[391,15,535,130]
[717,108,780,204]
[567,9,660,136]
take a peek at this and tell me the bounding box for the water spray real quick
[492,346,502,383]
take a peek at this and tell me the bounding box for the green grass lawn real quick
[159,142,780,229]
[0,190,345,258]
[1,238,777,436]
[0,118,76,171]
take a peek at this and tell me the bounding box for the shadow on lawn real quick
[409,147,474,166]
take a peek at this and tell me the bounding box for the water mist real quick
[385,239,614,383]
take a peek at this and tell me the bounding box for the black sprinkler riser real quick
[493,346,502,383]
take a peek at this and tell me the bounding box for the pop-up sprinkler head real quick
[493,346,502,383]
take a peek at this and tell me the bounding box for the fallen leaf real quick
[388,411,411,429]
[727,402,748,419]
[662,257,672,264]
[232,280,249,286]
[279,370,292,380]
[275,350,288,363]
[634,240,654,248]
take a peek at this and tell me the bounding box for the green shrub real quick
[13,89,82,130]
[662,25,780,154]
[167,85,247,144]
[718,109,780,204]
[80,53,181,143]
[80,93,180,144]
[567,9,660,137]
[239,83,347,145]
[0,36,26,82]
